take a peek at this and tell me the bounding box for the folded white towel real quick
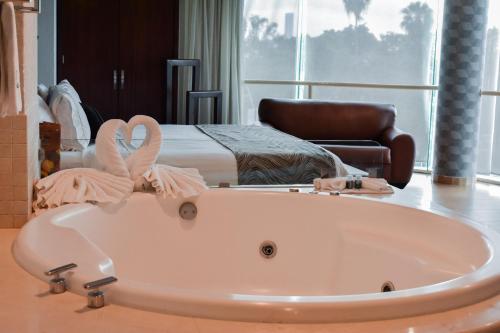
[0,2,22,117]
[313,177,393,194]
[139,164,208,199]
[313,177,346,191]
[95,119,131,178]
[33,168,134,214]
[361,177,390,191]
[123,115,162,180]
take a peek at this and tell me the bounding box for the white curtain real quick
[178,0,242,124]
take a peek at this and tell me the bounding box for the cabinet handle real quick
[120,70,125,90]
[113,70,118,90]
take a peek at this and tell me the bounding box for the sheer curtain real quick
[178,0,242,124]
[477,3,500,176]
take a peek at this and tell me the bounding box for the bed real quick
[60,125,365,186]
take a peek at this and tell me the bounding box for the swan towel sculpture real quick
[34,115,208,213]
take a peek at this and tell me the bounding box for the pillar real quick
[433,0,489,185]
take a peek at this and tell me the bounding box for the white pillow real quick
[37,84,50,103]
[50,93,90,151]
[37,96,56,123]
[49,79,82,105]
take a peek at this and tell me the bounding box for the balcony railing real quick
[244,79,500,97]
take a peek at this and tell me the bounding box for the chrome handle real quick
[83,276,118,309]
[84,276,118,290]
[120,70,125,90]
[44,263,77,294]
[45,263,77,277]
[113,70,118,90]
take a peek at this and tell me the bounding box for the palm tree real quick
[342,0,371,28]
[401,2,433,37]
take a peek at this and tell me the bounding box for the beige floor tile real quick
[0,215,13,228]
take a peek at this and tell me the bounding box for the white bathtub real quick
[12,190,500,323]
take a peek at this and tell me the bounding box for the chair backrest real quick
[258,98,397,140]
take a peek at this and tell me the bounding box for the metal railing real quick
[244,79,500,98]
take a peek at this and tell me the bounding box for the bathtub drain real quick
[381,281,395,292]
[260,241,277,259]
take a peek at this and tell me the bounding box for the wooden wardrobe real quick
[57,0,179,123]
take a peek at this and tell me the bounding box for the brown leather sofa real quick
[258,98,415,188]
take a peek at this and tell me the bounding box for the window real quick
[242,1,301,124]
[242,0,443,169]
[477,3,500,177]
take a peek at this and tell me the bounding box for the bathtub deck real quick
[0,174,499,333]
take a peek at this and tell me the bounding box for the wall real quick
[37,0,56,86]
[0,9,39,228]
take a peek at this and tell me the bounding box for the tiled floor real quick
[0,173,499,333]
[383,174,500,233]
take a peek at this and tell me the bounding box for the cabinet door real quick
[57,0,120,121]
[118,0,179,123]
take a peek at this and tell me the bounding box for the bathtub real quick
[12,190,500,323]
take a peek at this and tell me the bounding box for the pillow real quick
[37,96,56,123]
[80,103,104,140]
[50,93,90,151]
[37,84,50,103]
[48,79,82,105]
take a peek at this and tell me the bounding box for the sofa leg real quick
[389,182,407,189]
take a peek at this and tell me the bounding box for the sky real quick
[244,0,500,38]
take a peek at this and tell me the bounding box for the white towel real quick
[0,2,22,117]
[139,164,208,199]
[124,116,207,198]
[360,177,390,192]
[123,115,162,180]
[95,115,208,199]
[33,168,134,214]
[313,177,346,191]
[95,119,131,178]
[314,177,393,194]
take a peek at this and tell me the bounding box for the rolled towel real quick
[33,168,134,214]
[361,177,390,191]
[140,164,208,198]
[314,177,346,191]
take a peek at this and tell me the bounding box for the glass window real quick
[239,1,500,178]
[242,0,301,124]
[311,87,435,167]
[303,0,441,85]
[241,0,443,170]
[477,3,500,176]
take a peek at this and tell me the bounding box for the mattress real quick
[60,125,365,186]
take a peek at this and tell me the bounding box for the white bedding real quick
[60,125,365,185]
[62,125,238,186]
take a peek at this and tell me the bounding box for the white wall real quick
[37,0,56,86]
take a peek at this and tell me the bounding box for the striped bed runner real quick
[196,125,346,185]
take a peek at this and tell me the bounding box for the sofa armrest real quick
[379,127,415,188]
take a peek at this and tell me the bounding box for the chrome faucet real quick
[83,276,118,309]
[44,263,78,294]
